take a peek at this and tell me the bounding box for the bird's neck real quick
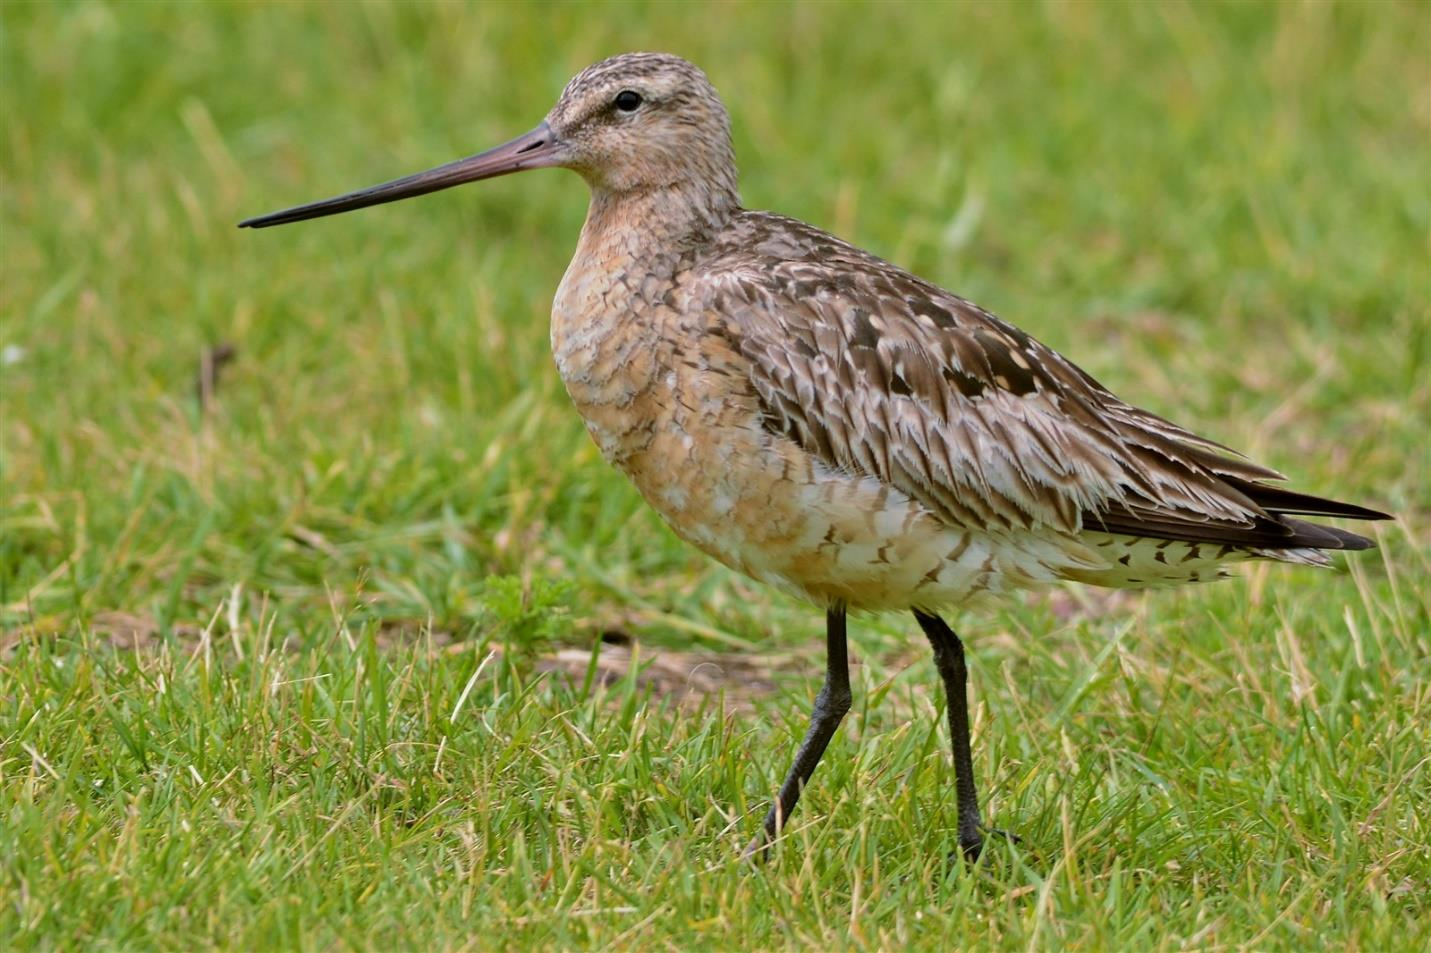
[551,182,739,400]
[573,181,739,274]
[553,182,735,336]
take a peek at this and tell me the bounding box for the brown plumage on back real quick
[697,212,1384,559]
[241,51,1391,862]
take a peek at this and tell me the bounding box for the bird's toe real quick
[955,826,1020,865]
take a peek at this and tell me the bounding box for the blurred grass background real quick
[2,0,1428,949]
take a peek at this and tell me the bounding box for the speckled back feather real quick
[689,212,1382,563]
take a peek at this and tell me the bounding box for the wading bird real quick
[241,52,1389,861]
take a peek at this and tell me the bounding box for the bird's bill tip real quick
[237,123,558,229]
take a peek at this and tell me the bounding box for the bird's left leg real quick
[743,605,851,860]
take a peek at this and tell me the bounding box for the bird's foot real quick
[742,818,785,864]
[956,825,1021,864]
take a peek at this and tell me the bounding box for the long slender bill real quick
[238,123,557,228]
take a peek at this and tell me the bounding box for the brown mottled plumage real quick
[242,52,1390,862]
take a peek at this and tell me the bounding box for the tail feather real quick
[1277,516,1378,551]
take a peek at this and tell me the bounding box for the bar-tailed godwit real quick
[242,52,1390,861]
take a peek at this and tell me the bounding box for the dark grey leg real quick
[743,605,851,860]
[914,608,991,860]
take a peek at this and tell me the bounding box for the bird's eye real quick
[614,90,643,112]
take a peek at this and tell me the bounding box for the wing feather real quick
[693,213,1386,551]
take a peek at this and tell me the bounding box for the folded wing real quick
[697,213,1387,553]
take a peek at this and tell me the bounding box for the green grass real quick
[3,0,1429,948]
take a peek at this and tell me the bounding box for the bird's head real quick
[239,52,739,230]
[544,53,737,198]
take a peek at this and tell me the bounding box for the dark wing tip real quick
[1232,480,1393,522]
[1086,500,1387,553]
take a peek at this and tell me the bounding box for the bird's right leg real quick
[743,604,851,861]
